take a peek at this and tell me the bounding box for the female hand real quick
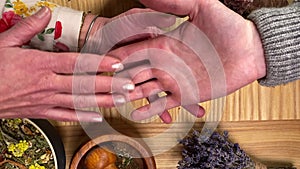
[0,7,134,121]
[78,8,178,123]
[108,0,266,121]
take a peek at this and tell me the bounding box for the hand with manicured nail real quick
[0,7,134,121]
[109,0,267,122]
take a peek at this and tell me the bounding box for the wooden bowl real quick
[70,134,156,169]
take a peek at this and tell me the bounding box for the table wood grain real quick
[53,120,300,169]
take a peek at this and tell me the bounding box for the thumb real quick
[6,7,51,47]
[139,0,196,16]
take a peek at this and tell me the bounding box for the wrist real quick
[248,21,266,80]
[79,14,107,49]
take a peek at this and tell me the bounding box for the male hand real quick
[108,0,266,121]
[0,7,134,121]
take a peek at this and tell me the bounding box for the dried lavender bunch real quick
[220,0,254,16]
[177,129,255,169]
[220,0,289,17]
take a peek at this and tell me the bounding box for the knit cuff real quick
[248,2,300,86]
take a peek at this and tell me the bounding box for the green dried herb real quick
[0,119,54,169]
[111,142,143,169]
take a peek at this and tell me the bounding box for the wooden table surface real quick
[53,120,300,169]
[51,80,300,169]
[47,0,300,168]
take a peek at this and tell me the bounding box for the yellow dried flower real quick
[35,1,57,10]
[13,0,30,16]
[29,163,46,169]
[29,6,37,13]
[14,118,22,124]
[8,140,29,157]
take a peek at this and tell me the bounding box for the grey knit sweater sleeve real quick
[247,2,300,86]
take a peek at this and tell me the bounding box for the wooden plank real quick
[54,120,300,169]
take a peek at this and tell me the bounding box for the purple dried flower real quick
[219,0,253,16]
[177,129,255,169]
[219,0,289,17]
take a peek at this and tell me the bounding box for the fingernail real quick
[114,95,126,105]
[92,117,103,122]
[130,110,142,121]
[123,83,135,91]
[112,63,124,71]
[34,7,49,19]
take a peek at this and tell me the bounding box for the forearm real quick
[248,2,300,86]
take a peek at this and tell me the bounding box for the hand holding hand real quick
[109,0,266,121]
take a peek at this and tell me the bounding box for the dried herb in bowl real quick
[112,142,144,169]
[70,134,156,169]
[0,119,57,169]
[84,142,144,169]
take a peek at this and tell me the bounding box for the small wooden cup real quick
[70,134,156,169]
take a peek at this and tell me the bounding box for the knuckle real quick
[74,54,97,73]
[73,96,87,108]
[40,52,57,69]
[18,18,39,35]
[38,75,56,90]
[47,94,60,106]
[73,77,94,94]
[40,109,51,119]
[74,59,87,73]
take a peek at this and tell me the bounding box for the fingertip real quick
[130,110,139,121]
[100,55,124,72]
[196,106,206,118]
[76,111,103,122]
[159,111,173,124]
[130,109,146,121]
[122,83,135,91]
[112,62,124,71]
[183,104,206,118]
[34,6,51,19]
[113,94,127,106]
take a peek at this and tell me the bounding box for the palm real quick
[142,0,265,92]
[111,0,266,120]
[193,0,265,93]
